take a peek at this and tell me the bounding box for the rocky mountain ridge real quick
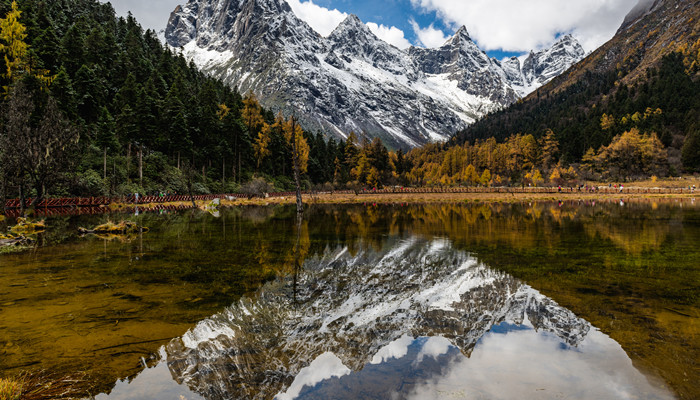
[164,238,591,399]
[165,0,585,149]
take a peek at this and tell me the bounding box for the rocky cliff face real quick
[165,0,585,149]
[164,238,590,399]
[517,34,586,96]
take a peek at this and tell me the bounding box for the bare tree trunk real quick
[234,135,239,184]
[30,179,43,209]
[177,151,181,170]
[126,143,131,183]
[0,176,6,216]
[187,180,196,208]
[222,158,225,186]
[19,183,25,215]
[291,116,303,213]
[112,158,116,196]
[103,147,107,180]
[139,144,143,187]
[293,210,302,303]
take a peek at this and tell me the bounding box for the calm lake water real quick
[0,200,698,399]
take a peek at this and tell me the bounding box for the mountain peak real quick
[169,0,588,149]
[513,34,585,96]
[619,0,657,32]
[330,13,372,38]
[344,14,363,25]
[444,25,472,47]
[455,26,471,39]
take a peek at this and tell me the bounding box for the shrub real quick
[241,177,274,198]
[0,377,22,400]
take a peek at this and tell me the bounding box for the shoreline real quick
[1,190,697,219]
[218,191,697,207]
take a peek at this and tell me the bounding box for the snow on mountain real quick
[516,34,586,96]
[164,237,591,399]
[166,0,585,149]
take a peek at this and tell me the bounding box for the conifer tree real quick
[284,115,309,212]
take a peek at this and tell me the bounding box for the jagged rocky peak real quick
[166,0,320,51]
[327,14,383,59]
[166,0,587,149]
[164,238,592,399]
[410,25,489,75]
[522,34,585,85]
[328,14,369,40]
[447,26,472,46]
[619,0,658,32]
[501,56,524,86]
[327,14,415,76]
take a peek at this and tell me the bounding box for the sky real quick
[109,0,639,60]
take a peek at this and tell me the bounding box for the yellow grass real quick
[9,218,46,235]
[78,220,148,235]
[0,377,22,400]
[216,190,697,207]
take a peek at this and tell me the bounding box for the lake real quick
[0,200,698,399]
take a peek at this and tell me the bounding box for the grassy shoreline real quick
[93,190,700,211]
[210,190,697,207]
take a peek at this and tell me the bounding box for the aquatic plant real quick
[0,371,90,400]
[8,218,46,235]
[0,377,22,400]
[78,220,148,235]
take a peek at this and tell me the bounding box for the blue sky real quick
[334,0,522,59]
[110,0,638,59]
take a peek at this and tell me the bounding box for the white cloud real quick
[410,0,639,52]
[371,334,414,364]
[366,22,412,49]
[285,0,348,37]
[410,20,449,48]
[276,352,351,400]
[286,0,412,49]
[111,0,182,32]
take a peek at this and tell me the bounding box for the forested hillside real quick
[0,0,360,206]
[450,0,700,174]
[1,0,698,209]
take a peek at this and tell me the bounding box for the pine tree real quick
[681,129,700,172]
[284,115,309,212]
[0,1,28,86]
[254,123,272,171]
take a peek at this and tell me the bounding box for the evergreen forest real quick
[0,0,698,210]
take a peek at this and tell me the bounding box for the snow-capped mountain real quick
[515,34,586,96]
[165,0,585,149]
[164,238,590,399]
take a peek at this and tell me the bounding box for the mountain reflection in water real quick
[99,236,673,400]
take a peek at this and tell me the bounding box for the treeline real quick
[403,127,670,187]
[0,0,350,207]
[451,46,700,173]
[0,0,697,211]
